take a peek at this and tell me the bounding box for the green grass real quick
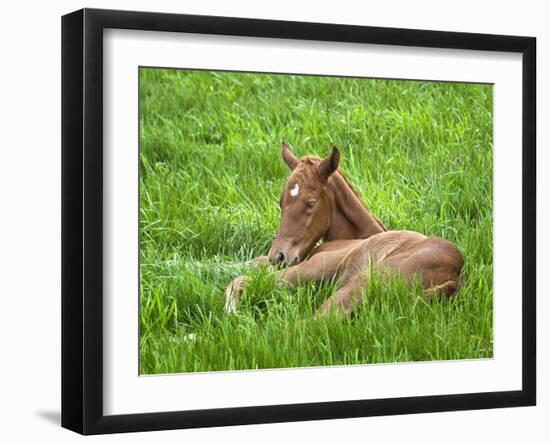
[139,68,493,374]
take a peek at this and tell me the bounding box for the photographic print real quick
[62,10,536,433]
[138,68,493,375]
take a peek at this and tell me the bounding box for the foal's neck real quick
[323,172,386,242]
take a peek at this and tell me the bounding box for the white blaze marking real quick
[290,183,300,197]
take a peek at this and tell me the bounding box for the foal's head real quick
[268,142,340,266]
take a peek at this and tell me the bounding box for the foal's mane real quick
[296,155,387,234]
[332,168,387,232]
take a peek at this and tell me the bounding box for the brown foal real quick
[224,142,464,316]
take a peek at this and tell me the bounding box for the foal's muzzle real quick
[271,250,299,267]
[275,251,285,265]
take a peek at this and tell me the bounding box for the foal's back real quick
[308,230,464,296]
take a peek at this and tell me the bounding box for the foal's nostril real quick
[275,251,285,264]
[291,256,299,265]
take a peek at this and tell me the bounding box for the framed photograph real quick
[61,8,536,435]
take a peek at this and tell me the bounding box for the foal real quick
[225,142,464,316]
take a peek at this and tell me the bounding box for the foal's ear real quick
[318,146,340,180]
[282,141,299,171]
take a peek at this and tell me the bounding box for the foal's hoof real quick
[224,276,249,314]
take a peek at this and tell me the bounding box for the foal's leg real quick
[223,256,272,312]
[224,275,250,313]
[224,253,338,313]
[317,274,366,317]
[276,257,337,287]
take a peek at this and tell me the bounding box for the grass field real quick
[139,68,493,374]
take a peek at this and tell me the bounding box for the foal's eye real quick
[305,200,317,210]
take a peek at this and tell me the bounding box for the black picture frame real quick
[61,8,536,435]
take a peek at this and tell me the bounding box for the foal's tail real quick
[423,275,464,300]
[424,280,457,297]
